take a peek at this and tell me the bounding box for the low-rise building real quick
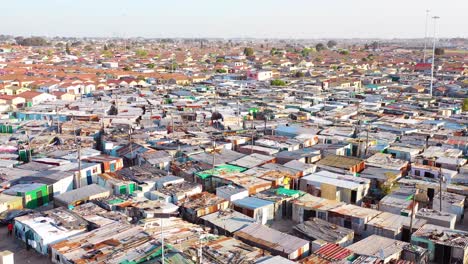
[411,224,468,264]
[415,208,457,229]
[232,196,275,224]
[235,223,310,260]
[293,217,354,247]
[14,208,88,255]
[316,154,365,173]
[300,170,370,205]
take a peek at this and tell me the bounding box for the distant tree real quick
[108,43,116,49]
[463,98,468,112]
[260,44,264,49]
[435,48,445,56]
[147,63,155,69]
[327,40,337,48]
[314,57,323,63]
[370,41,379,50]
[71,41,82,47]
[339,50,349,55]
[301,48,312,57]
[216,58,225,63]
[315,43,326,52]
[243,47,254,56]
[103,44,109,51]
[295,71,305,78]
[102,50,113,58]
[16,37,48,46]
[55,42,64,48]
[65,43,71,55]
[270,79,286,86]
[84,45,93,51]
[135,49,148,58]
[216,68,227,73]
[46,49,53,57]
[165,62,178,71]
[123,66,132,71]
[270,48,278,56]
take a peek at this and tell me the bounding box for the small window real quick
[414,170,420,176]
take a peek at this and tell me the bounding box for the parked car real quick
[0,209,33,225]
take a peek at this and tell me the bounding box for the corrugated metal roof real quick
[201,209,255,233]
[233,197,274,209]
[235,223,309,255]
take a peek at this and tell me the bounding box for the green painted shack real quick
[3,183,50,209]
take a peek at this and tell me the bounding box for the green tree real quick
[295,71,305,78]
[123,66,132,71]
[65,43,71,55]
[15,37,48,46]
[243,47,254,56]
[339,50,349,55]
[147,63,155,69]
[301,48,312,57]
[102,50,113,58]
[270,79,286,86]
[435,48,445,56]
[270,48,277,55]
[216,58,225,63]
[463,98,468,112]
[315,43,326,52]
[84,45,93,51]
[165,62,178,71]
[327,40,337,48]
[103,44,109,51]
[216,68,227,73]
[136,49,148,58]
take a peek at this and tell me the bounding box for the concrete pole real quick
[429,16,440,97]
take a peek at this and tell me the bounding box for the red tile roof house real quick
[16,91,57,106]
[0,94,26,109]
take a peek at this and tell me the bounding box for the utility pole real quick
[212,145,216,170]
[198,234,203,264]
[76,139,82,189]
[355,102,361,158]
[56,106,60,134]
[26,130,32,162]
[171,112,174,133]
[423,10,430,62]
[408,186,417,237]
[439,166,443,212]
[237,100,240,127]
[251,115,255,154]
[364,123,369,157]
[129,126,134,166]
[161,218,164,264]
[429,16,440,98]
[72,115,77,143]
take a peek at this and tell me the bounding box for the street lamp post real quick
[422,10,430,62]
[429,16,440,97]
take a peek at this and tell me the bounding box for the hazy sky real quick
[1,0,467,38]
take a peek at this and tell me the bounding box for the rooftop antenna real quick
[422,10,430,62]
[429,16,440,98]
